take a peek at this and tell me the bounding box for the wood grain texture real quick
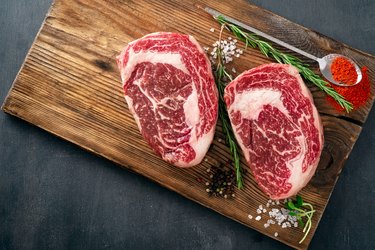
[1,0,374,249]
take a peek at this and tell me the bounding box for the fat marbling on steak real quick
[224,63,323,199]
[116,32,218,167]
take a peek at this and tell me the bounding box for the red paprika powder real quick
[327,67,371,112]
[330,57,358,85]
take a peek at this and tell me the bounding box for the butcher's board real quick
[2,0,375,249]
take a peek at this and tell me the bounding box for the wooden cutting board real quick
[2,0,374,249]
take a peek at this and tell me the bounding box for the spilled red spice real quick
[327,67,371,112]
[331,57,358,85]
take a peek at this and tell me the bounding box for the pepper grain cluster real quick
[204,163,236,198]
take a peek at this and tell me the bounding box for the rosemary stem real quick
[216,15,353,112]
[213,25,244,189]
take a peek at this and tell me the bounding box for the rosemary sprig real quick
[286,195,316,244]
[216,15,353,113]
[214,25,244,189]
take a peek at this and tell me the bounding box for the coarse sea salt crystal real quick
[210,28,215,32]
[281,208,288,214]
[208,38,241,65]
[248,214,253,219]
[247,199,303,235]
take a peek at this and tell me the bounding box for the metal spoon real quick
[202,6,362,86]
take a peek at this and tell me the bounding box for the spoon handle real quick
[204,6,319,62]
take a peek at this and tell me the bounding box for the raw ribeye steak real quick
[224,63,323,199]
[116,32,218,167]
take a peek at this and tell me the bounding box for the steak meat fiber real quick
[117,32,218,167]
[224,64,323,199]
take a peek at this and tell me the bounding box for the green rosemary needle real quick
[286,195,316,244]
[214,25,244,189]
[216,15,353,113]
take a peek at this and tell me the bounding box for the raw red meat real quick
[117,32,218,167]
[224,64,323,199]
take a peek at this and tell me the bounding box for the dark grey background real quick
[0,0,374,249]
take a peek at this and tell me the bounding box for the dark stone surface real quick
[0,1,374,249]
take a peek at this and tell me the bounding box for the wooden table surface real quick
[0,0,374,249]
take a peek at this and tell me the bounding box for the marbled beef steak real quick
[117,32,218,167]
[224,63,323,199]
